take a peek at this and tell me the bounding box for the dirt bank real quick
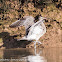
[0,0,62,49]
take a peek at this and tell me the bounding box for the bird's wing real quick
[9,18,26,28]
[27,20,46,37]
[9,16,35,29]
[27,21,39,37]
[23,16,35,29]
[29,20,41,31]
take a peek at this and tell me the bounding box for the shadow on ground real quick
[0,32,32,49]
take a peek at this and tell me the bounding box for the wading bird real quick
[9,16,46,49]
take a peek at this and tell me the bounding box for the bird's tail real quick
[17,36,33,41]
[17,36,28,41]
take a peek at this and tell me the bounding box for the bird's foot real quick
[37,41,42,45]
[17,36,27,41]
[33,41,42,48]
[36,41,42,45]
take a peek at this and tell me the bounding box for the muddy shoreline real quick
[0,0,62,49]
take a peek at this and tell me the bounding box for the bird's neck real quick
[37,20,43,24]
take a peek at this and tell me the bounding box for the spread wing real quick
[27,20,46,37]
[9,16,35,29]
[9,18,26,28]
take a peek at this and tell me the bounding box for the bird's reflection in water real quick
[26,48,47,62]
[1,48,62,62]
[27,55,47,62]
[2,48,47,62]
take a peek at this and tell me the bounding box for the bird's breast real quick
[33,26,43,34]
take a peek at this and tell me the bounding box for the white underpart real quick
[27,19,46,41]
[27,25,43,40]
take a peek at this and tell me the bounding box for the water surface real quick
[0,48,62,62]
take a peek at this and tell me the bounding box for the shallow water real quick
[0,48,62,62]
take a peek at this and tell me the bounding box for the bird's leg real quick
[36,41,42,48]
[38,41,42,45]
[33,41,42,47]
[34,41,36,55]
[33,41,42,55]
[36,41,42,45]
[34,41,36,49]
